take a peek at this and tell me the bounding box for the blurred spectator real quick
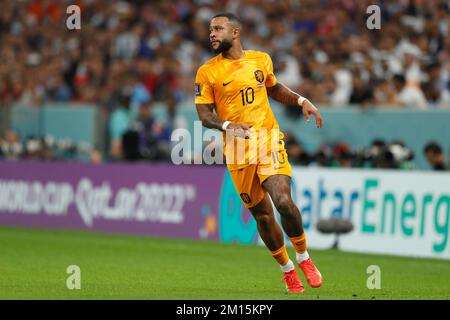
[372,146,397,169]
[310,144,333,167]
[332,143,353,168]
[90,147,103,164]
[388,140,415,170]
[109,94,131,160]
[373,79,398,107]
[22,136,52,160]
[165,93,178,129]
[123,102,171,161]
[424,142,448,170]
[393,74,428,109]
[422,63,450,108]
[0,129,23,160]
[349,74,374,106]
[122,72,152,119]
[284,132,310,166]
[275,54,302,89]
[358,139,388,168]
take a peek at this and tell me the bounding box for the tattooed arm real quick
[195,103,253,138]
[266,82,302,106]
[266,82,323,128]
[195,103,224,131]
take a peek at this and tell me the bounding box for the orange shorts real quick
[228,148,292,208]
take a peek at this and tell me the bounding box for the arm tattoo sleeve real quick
[266,82,302,107]
[195,103,224,131]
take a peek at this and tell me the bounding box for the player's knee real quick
[274,195,295,216]
[254,212,273,228]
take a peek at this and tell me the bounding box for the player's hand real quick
[226,122,253,139]
[302,100,323,128]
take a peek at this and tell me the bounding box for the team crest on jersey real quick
[195,83,201,96]
[254,70,264,83]
[240,193,252,204]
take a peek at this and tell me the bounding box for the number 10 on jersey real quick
[240,87,255,106]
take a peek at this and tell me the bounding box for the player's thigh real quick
[261,174,292,201]
[248,192,274,219]
[258,149,293,205]
[228,165,266,209]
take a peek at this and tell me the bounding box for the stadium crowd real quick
[0,0,449,165]
[1,0,450,110]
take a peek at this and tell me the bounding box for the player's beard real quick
[212,39,233,54]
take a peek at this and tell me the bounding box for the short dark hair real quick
[424,142,443,154]
[212,13,242,28]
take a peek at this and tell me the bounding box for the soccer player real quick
[194,13,323,293]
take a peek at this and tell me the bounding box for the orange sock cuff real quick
[270,245,289,266]
[289,233,307,254]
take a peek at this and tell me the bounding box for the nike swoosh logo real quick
[223,80,233,86]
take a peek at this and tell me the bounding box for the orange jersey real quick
[194,50,284,170]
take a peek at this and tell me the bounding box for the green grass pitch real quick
[1,226,449,300]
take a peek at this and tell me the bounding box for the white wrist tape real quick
[298,96,307,106]
[222,121,231,131]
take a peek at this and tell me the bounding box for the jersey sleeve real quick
[194,66,215,104]
[264,53,278,88]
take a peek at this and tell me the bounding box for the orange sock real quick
[270,245,290,266]
[289,233,307,254]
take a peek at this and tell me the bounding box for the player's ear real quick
[232,27,240,39]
